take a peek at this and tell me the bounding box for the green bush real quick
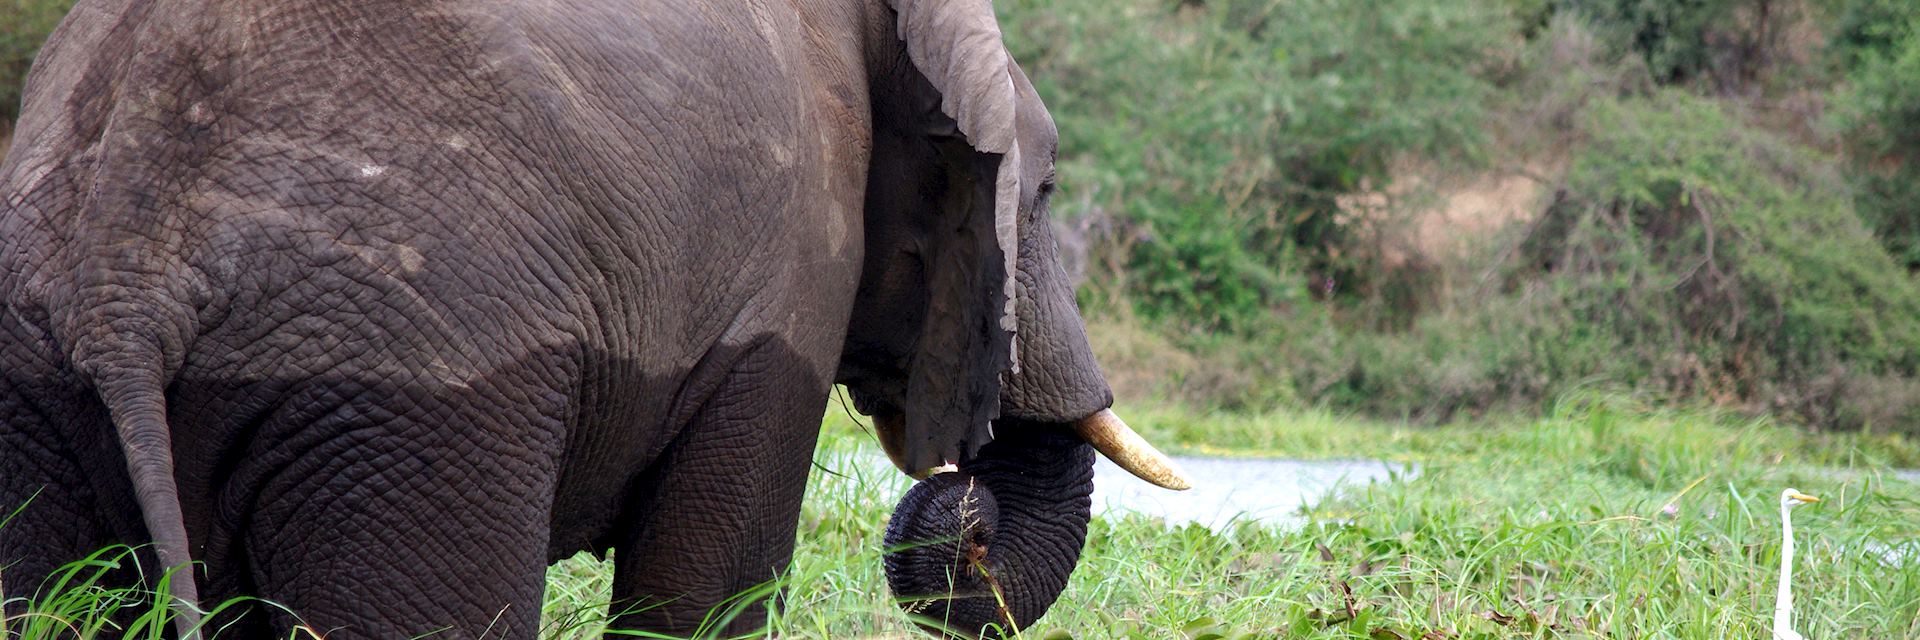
[1,0,75,128]
[1825,0,1920,71]
[1831,5,1920,271]
[1561,0,1746,82]
[1001,0,1511,332]
[1299,91,1920,430]
[1545,92,1919,374]
[1010,0,1920,431]
[1541,0,1805,90]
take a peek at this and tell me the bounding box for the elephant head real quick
[836,1,1191,636]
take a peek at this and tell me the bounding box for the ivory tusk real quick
[874,413,955,480]
[1073,409,1193,490]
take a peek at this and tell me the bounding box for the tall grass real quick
[0,545,314,639]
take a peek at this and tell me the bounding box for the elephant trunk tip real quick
[882,428,1093,639]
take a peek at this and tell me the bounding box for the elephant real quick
[0,0,1190,638]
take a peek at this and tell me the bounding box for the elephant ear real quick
[886,0,1024,472]
[891,0,1022,335]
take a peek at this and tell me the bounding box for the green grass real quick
[0,544,307,639]
[533,396,1920,638]
[8,398,1918,638]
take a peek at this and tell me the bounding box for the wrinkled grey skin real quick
[0,0,1111,638]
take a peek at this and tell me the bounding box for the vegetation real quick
[1831,0,1920,271]
[1000,0,1508,333]
[995,0,1920,433]
[562,401,1920,638]
[0,0,74,130]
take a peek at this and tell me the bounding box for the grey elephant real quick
[0,0,1189,637]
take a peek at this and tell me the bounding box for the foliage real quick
[1535,92,1920,409]
[1824,0,1920,71]
[1543,0,1807,91]
[1830,3,1920,271]
[1261,89,1920,431]
[0,0,74,128]
[1556,0,1744,83]
[1000,0,1510,332]
[1005,0,1920,432]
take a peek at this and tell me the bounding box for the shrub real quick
[1825,0,1920,71]
[1547,0,1805,91]
[1510,91,1920,427]
[1010,0,1920,432]
[1563,0,1745,82]
[1260,90,1920,432]
[1830,5,1920,270]
[1001,0,1512,332]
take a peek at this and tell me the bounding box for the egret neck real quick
[1774,489,1819,640]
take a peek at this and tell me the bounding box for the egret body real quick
[1774,488,1819,640]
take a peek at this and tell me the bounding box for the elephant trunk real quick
[882,423,1094,639]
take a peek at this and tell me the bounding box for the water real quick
[840,456,1911,532]
[1092,456,1413,530]
[838,452,1413,531]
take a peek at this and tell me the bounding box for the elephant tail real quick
[81,341,205,639]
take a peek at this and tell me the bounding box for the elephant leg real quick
[0,390,124,614]
[0,332,165,622]
[236,380,564,639]
[607,341,828,636]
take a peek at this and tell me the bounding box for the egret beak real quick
[1788,492,1820,503]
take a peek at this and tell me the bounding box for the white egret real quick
[1774,488,1820,640]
